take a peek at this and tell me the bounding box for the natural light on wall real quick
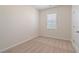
[47,14,56,29]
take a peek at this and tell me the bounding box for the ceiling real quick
[32,5,56,10]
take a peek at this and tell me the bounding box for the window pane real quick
[47,14,56,29]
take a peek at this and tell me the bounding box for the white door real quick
[72,5,79,52]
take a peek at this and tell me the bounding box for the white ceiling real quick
[32,5,56,10]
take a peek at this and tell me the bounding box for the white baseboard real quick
[0,35,39,53]
[40,35,70,41]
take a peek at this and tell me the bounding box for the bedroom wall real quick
[0,6,39,51]
[72,5,79,52]
[39,5,72,40]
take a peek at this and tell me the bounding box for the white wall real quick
[0,6,39,51]
[39,6,72,40]
[72,5,79,52]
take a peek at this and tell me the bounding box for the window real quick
[47,14,56,29]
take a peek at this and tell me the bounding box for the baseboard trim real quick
[0,35,39,53]
[40,35,70,41]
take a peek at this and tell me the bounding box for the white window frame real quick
[47,13,57,29]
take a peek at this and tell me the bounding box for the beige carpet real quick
[3,36,75,53]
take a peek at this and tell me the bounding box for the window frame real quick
[47,13,57,30]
